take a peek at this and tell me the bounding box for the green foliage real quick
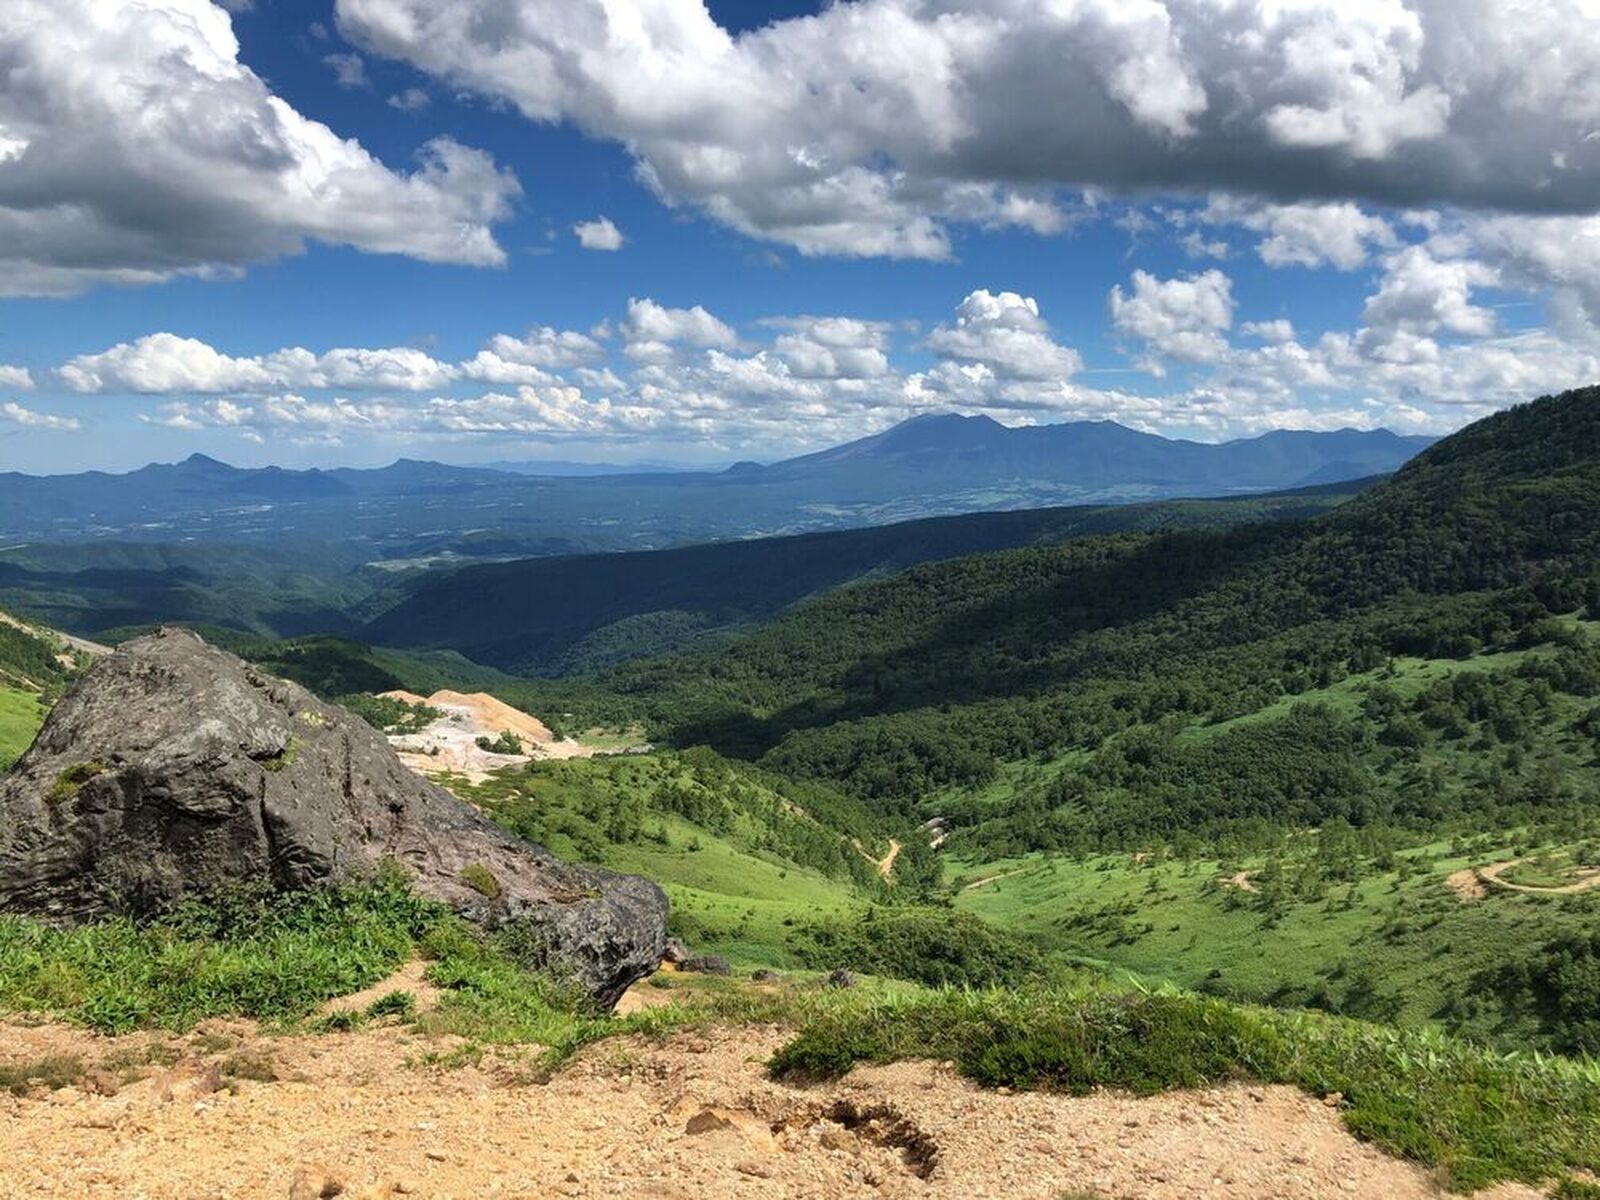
[0,686,48,771]
[0,617,71,695]
[0,877,439,1032]
[1465,930,1600,1055]
[475,730,524,755]
[460,864,502,899]
[367,482,1366,675]
[45,760,107,803]
[337,692,439,733]
[366,990,416,1019]
[790,907,1045,988]
[592,389,1600,865]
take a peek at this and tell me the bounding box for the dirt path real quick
[1447,859,1600,903]
[0,1017,1544,1200]
[851,838,903,883]
[1479,859,1600,896]
[960,868,1027,893]
[878,839,902,881]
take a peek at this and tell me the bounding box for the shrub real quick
[791,908,1044,989]
[460,864,502,899]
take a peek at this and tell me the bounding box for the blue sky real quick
[1,0,1598,473]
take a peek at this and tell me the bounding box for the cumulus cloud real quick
[765,316,893,380]
[620,298,738,363]
[0,0,519,296]
[1,401,78,431]
[1202,200,1398,270]
[573,217,625,251]
[0,365,34,390]
[1110,270,1236,370]
[924,291,1082,381]
[338,0,1600,259]
[1356,246,1499,360]
[60,334,456,394]
[459,327,608,385]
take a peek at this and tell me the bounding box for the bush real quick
[475,731,524,755]
[790,908,1044,989]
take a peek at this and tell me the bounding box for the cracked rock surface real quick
[0,628,665,1009]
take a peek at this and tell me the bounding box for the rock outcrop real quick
[0,628,665,1009]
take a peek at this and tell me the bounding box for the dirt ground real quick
[0,992,1548,1200]
[382,689,601,782]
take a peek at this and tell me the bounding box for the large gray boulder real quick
[0,628,666,1009]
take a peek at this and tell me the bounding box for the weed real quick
[0,1054,85,1095]
[460,864,502,900]
[366,990,416,1019]
[45,761,106,804]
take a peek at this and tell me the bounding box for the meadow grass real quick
[0,685,45,768]
[954,835,1600,1034]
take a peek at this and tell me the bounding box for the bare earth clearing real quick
[382,689,602,782]
[0,1001,1546,1200]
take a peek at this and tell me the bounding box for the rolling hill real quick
[364,477,1374,674]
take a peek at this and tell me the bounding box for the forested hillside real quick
[608,388,1597,804]
[365,479,1368,674]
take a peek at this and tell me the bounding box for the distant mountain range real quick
[0,414,1434,558]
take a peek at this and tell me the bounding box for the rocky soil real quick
[0,996,1547,1200]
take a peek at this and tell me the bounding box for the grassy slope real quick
[0,687,47,769]
[438,752,882,967]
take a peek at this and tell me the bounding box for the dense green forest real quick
[364,480,1369,674]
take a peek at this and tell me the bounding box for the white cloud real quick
[387,88,431,113]
[924,291,1081,381]
[0,365,34,390]
[1110,270,1236,370]
[1,401,78,431]
[338,0,1600,259]
[621,298,738,354]
[573,217,625,251]
[324,52,369,89]
[60,333,455,393]
[460,327,607,385]
[766,316,893,380]
[1356,245,1499,360]
[1203,199,1398,270]
[0,0,518,296]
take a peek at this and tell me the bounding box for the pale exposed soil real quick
[1446,858,1600,904]
[853,839,903,882]
[382,689,603,782]
[1446,867,1489,903]
[1222,871,1258,894]
[960,868,1027,893]
[319,960,441,1018]
[0,1003,1546,1200]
